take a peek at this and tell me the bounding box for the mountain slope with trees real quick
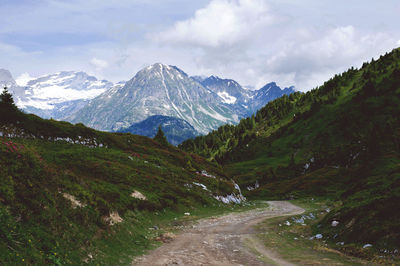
[180,48,400,253]
[0,90,241,265]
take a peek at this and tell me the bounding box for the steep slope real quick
[118,115,199,145]
[181,48,400,252]
[190,75,207,83]
[70,64,240,134]
[0,98,242,264]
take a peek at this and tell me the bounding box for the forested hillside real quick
[180,48,400,251]
[0,91,241,265]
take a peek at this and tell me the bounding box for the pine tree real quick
[0,87,19,122]
[0,87,17,109]
[154,125,169,145]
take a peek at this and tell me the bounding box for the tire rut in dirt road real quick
[133,201,304,266]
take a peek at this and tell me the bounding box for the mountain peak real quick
[132,64,189,83]
[263,82,277,88]
[203,75,241,87]
[146,63,164,70]
[141,63,187,75]
[73,63,240,134]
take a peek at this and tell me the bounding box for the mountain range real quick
[1,47,399,265]
[1,64,295,141]
[0,69,118,120]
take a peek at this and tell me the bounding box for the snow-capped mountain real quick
[201,76,248,104]
[199,76,296,116]
[0,70,118,120]
[1,65,295,142]
[70,63,240,134]
[19,71,115,119]
[199,76,252,117]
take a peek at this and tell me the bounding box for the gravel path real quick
[133,201,304,266]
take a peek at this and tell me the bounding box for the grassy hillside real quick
[180,48,400,253]
[0,98,241,265]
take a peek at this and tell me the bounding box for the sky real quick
[0,0,399,91]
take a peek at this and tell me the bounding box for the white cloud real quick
[257,26,398,90]
[90,57,108,70]
[156,0,272,47]
[15,72,35,86]
[1,0,400,92]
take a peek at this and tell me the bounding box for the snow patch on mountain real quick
[17,98,54,110]
[197,105,230,123]
[0,69,118,120]
[70,63,240,134]
[15,73,35,86]
[217,91,237,104]
[18,71,113,111]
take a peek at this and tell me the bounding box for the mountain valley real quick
[1,47,399,266]
[181,48,400,259]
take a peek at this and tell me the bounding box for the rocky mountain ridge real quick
[1,65,295,139]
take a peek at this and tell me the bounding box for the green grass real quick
[181,48,400,258]
[0,110,244,265]
[253,199,390,265]
[1,48,400,265]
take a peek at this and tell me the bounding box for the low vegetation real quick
[0,91,241,265]
[1,46,400,264]
[254,198,399,265]
[181,48,400,256]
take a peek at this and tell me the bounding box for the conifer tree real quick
[154,125,169,145]
[0,87,19,122]
[0,87,17,109]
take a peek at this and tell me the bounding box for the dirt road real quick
[133,201,304,266]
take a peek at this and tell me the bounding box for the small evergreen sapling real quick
[154,125,169,145]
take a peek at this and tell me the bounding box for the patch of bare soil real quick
[133,201,304,266]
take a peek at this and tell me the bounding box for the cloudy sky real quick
[1,0,399,91]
